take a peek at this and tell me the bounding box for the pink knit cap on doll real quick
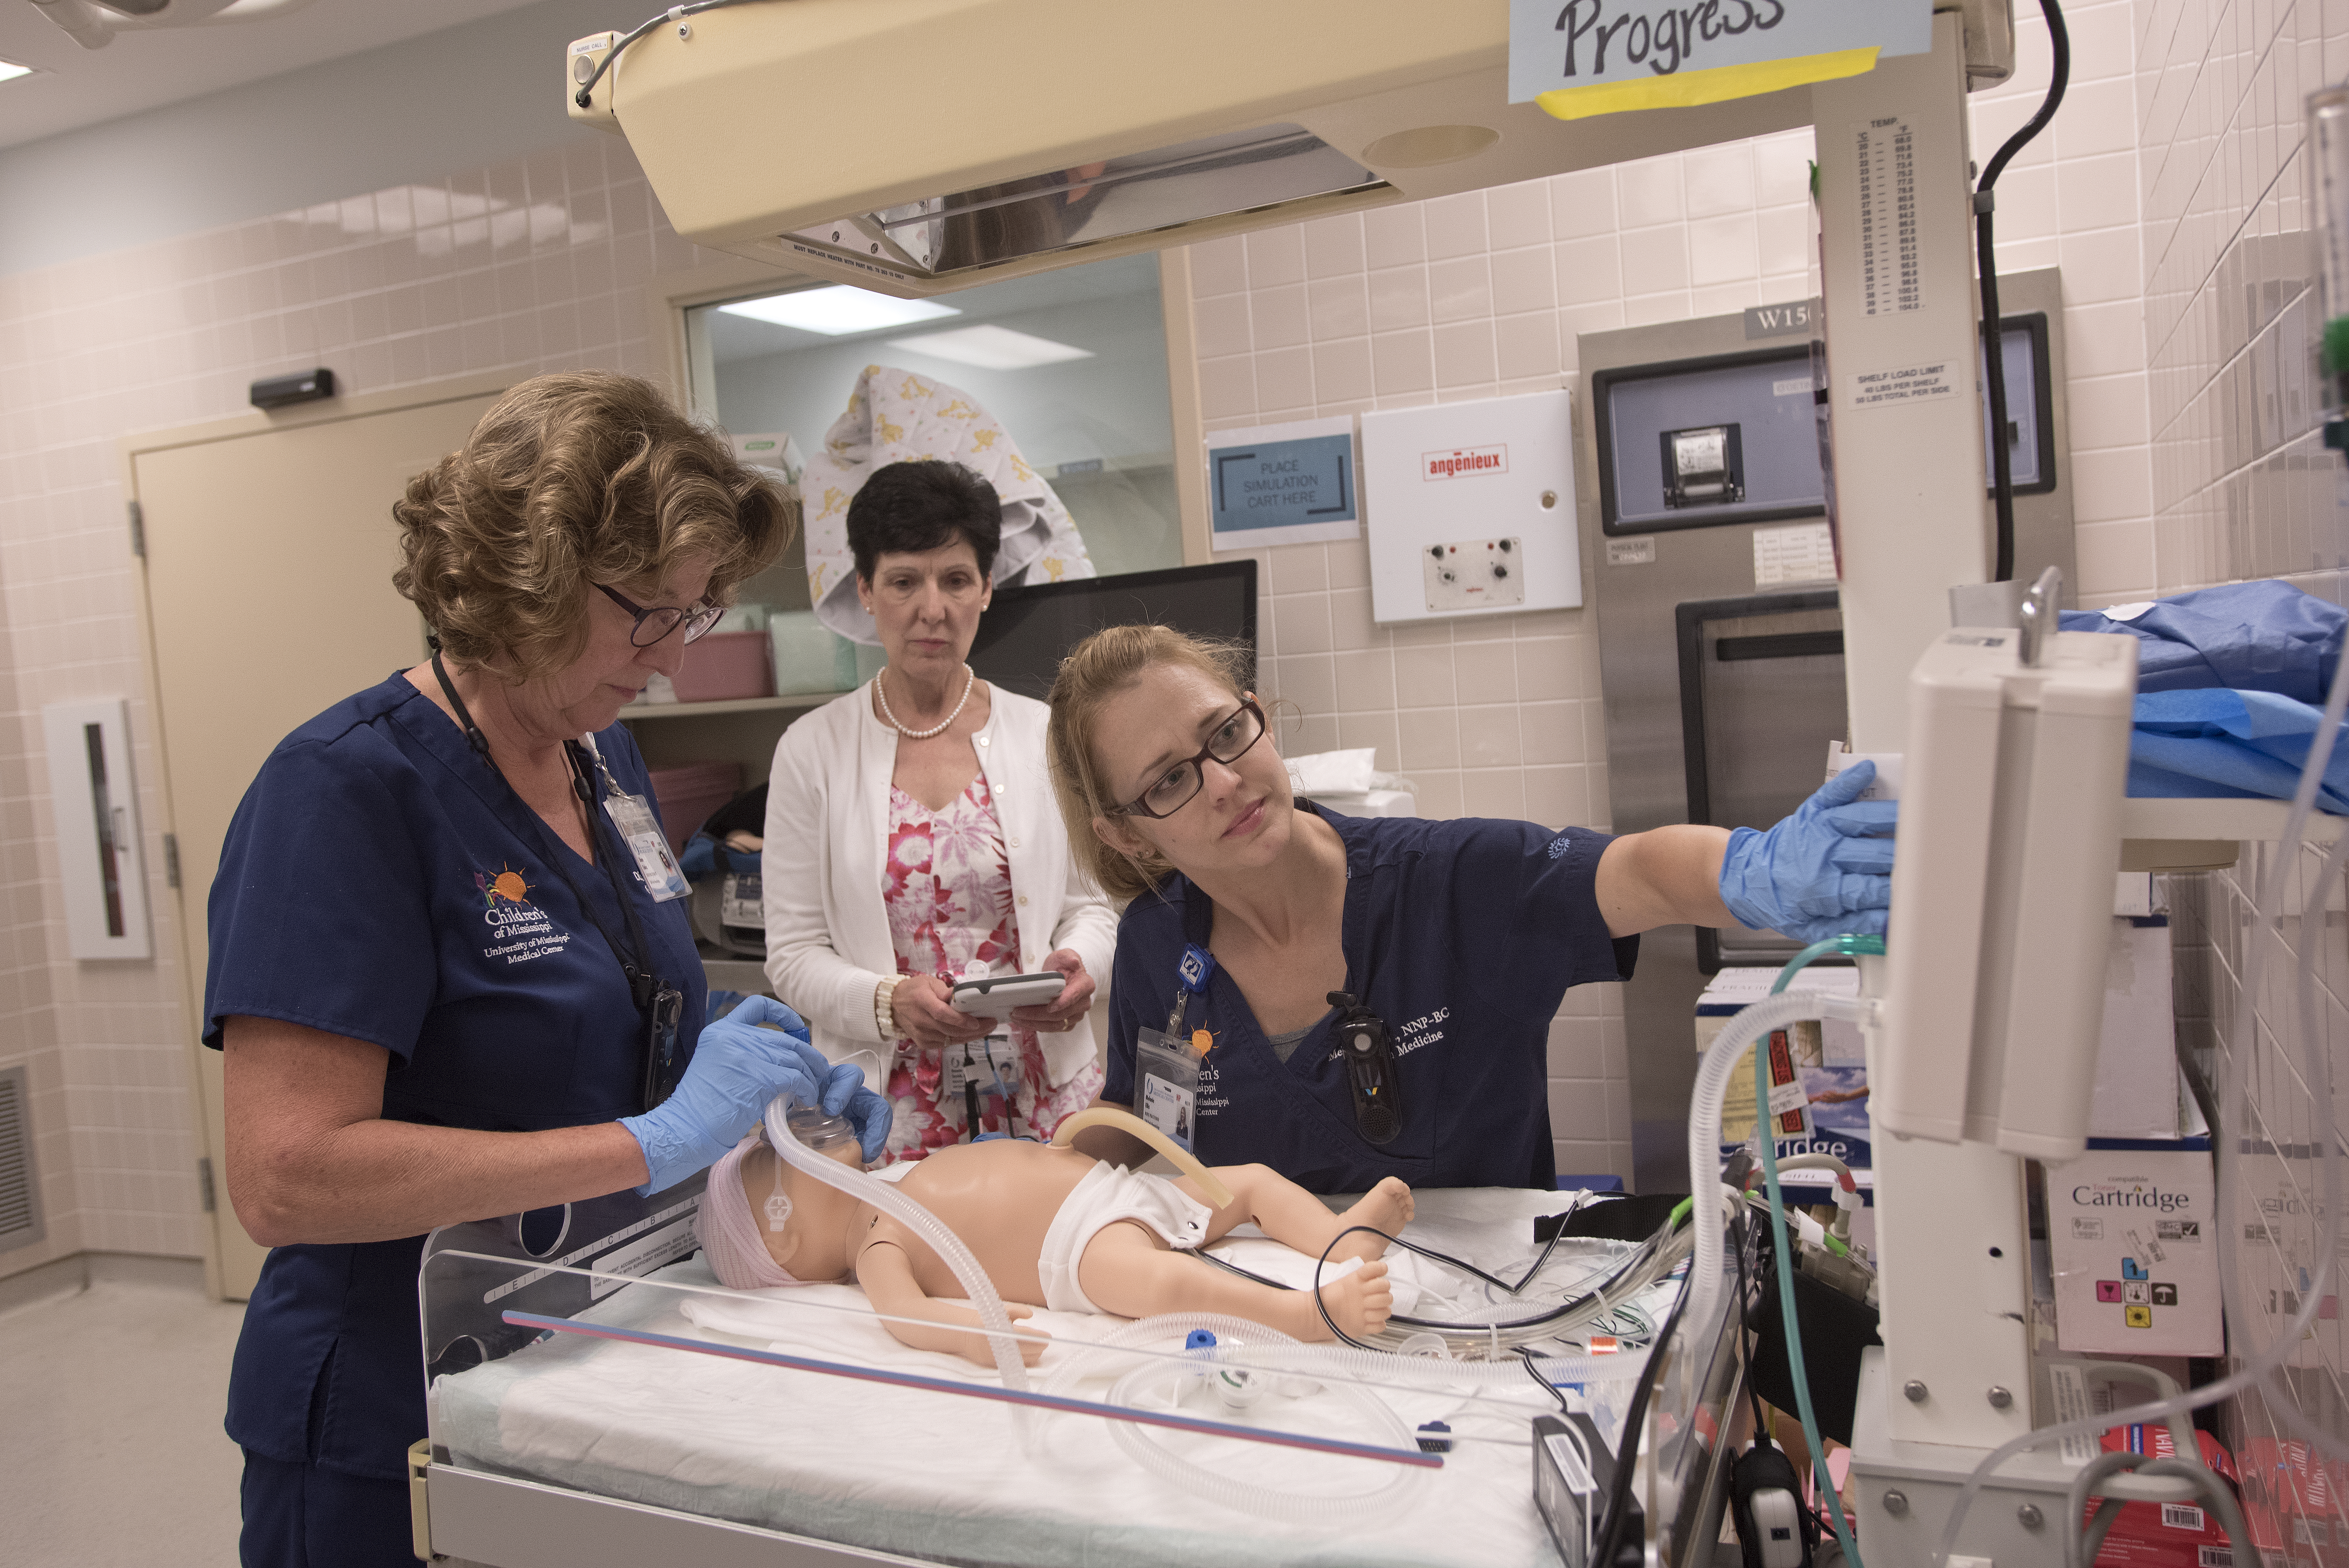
[695,1133,806,1290]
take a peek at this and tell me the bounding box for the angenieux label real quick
[1421,444,1509,480]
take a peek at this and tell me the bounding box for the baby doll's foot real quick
[1327,1179,1414,1264]
[1294,1259,1394,1342]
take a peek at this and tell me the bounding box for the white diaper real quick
[1035,1163,1215,1315]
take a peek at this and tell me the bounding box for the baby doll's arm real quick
[853,1239,1051,1368]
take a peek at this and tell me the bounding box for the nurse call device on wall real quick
[248,368,337,410]
[949,973,1068,1019]
[1358,389,1582,626]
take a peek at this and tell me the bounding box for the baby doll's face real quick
[740,1140,864,1283]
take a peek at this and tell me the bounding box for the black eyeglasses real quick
[598,583,724,648]
[1109,701,1267,820]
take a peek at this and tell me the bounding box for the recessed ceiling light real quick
[717,285,958,336]
[886,324,1095,371]
[0,59,37,86]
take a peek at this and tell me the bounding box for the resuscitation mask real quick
[764,1107,860,1232]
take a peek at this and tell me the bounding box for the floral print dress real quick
[876,776,1103,1164]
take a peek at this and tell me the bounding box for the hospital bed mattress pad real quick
[430,1188,1636,1568]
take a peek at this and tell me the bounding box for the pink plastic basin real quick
[671,631,775,703]
[648,761,742,853]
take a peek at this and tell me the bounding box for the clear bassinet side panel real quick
[419,1180,1695,1568]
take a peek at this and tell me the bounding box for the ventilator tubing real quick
[1039,1312,1428,1523]
[763,1096,1034,1395]
[1053,1309,1650,1401]
[1050,1105,1235,1208]
[1684,990,1834,1349]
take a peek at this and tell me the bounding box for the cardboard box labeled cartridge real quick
[2046,1148,2220,1358]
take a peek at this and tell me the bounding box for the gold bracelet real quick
[873,975,899,1040]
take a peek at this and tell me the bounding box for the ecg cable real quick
[1304,1210,1691,1352]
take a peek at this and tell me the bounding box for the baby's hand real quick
[962,1303,1052,1368]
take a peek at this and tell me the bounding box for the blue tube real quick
[1761,934,1881,1565]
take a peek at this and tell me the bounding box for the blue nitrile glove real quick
[843,1083,892,1164]
[620,995,877,1194]
[1716,761,1898,942]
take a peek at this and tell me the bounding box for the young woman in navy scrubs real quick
[1045,626,1893,1195]
[204,373,888,1568]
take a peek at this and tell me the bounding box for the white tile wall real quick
[0,135,716,1279]
[2134,0,2349,1509]
[1182,6,2163,1183]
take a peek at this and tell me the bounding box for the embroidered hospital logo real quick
[471,864,573,967]
[1547,834,1572,859]
[475,864,534,907]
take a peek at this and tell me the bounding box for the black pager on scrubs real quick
[1329,991,1403,1146]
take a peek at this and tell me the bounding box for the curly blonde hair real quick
[1046,624,1255,903]
[393,372,793,681]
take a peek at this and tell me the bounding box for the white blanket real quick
[801,363,1094,645]
[431,1188,1645,1568]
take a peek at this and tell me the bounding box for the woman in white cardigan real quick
[763,461,1114,1163]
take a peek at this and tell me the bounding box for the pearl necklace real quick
[875,663,975,739]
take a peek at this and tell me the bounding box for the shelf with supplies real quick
[618,690,848,720]
[2119,796,2346,872]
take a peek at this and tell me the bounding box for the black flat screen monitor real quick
[967,561,1258,702]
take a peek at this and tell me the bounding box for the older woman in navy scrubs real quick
[205,373,889,1568]
[1046,625,1893,1194]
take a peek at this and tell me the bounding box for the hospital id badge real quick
[602,793,689,902]
[720,870,763,928]
[941,1037,1022,1099]
[1135,1027,1202,1154]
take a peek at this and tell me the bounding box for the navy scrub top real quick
[202,673,708,1482]
[1103,802,1637,1194]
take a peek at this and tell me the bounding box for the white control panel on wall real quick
[41,697,151,961]
[1359,389,1579,625]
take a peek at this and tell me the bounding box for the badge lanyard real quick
[1134,944,1217,1155]
[575,733,690,903]
[940,1035,1024,1141]
[1168,905,1407,1150]
[431,650,687,1112]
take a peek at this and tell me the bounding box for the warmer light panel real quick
[886,324,1095,370]
[716,286,959,336]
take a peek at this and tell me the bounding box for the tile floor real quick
[1,1258,244,1566]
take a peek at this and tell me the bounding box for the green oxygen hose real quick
[1759,934,1882,1567]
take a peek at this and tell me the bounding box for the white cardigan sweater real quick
[761,681,1117,1095]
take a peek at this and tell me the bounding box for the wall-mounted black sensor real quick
[250,369,336,410]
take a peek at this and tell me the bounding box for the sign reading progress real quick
[1206,415,1360,552]
[1508,0,1932,120]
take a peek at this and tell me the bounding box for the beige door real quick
[129,380,506,1299]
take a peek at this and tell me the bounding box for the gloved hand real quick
[1716,761,1898,943]
[620,995,889,1193]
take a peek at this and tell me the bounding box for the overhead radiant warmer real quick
[562,0,1968,297]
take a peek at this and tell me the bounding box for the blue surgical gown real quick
[1104,802,1636,1194]
[2059,579,2343,704]
[202,673,707,1483]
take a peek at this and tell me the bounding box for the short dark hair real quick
[845,460,1002,583]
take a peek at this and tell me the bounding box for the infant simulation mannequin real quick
[696,1110,1413,1364]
